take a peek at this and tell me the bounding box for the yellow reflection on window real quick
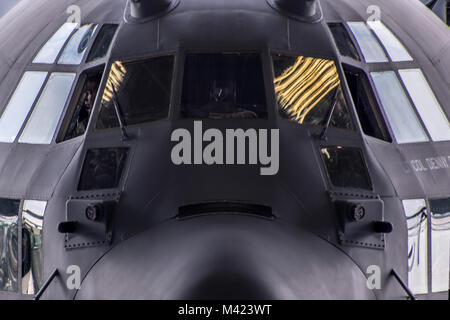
[273,56,342,125]
[102,61,127,103]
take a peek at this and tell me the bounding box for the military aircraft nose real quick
[75,214,375,300]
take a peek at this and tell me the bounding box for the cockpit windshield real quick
[272,54,353,130]
[181,53,268,119]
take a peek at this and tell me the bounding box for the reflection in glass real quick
[33,23,78,64]
[96,56,174,129]
[58,24,98,65]
[181,54,267,119]
[429,198,450,293]
[320,146,372,190]
[273,55,353,130]
[371,71,428,144]
[60,68,103,141]
[367,21,413,62]
[347,22,388,63]
[86,24,118,63]
[399,69,450,141]
[402,199,428,294]
[328,23,360,60]
[0,199,20,292]
[21,200,46,295]
[19,72,76,144]
[78,148,129,191]
[0,72,47,143]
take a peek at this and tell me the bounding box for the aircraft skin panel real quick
[0,0,448,300]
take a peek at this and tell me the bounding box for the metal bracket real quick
[330,191,388,250]
[61,193,120,250]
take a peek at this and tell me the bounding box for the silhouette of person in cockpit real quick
[194,80,258,119]
[65,78,99,140]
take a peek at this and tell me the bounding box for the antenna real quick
[267,0,322,22]
[126,0,179,22]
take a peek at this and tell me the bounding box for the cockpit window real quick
[78,148,129,190]
[58,24,98,65]
[328,23,360,60]
[343,66,391,142]
[371,71,428,144]
[96,56,174,129]
[19,72,76,144]
[21,200,46,295]
[181,53,268,119]
[86,24,118,63]
[59,67,103,142]
[399,69,450,141]
[367,21,413,62]
[347,22,388,63]
[0,198,20,292]
[272,54,353,130]
[33,23,78,64]
[0,72,47,143]
[320,146,372,190]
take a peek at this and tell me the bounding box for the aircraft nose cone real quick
[75,215,374,299]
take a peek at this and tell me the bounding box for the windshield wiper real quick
[319,88,340,141]
[111,84,130,141]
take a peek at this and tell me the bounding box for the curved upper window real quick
[33,23,78,64]
[367,21,413,62]
[272,54,353,130]
[328,23,360,61]
[86,24,119,63]
[58,24,98,65]
[96,56,175,130]
[347,22,388,63]
[181,53,268,119]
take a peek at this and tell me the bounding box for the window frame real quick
[269,51,357,134]
[93,53,177,132]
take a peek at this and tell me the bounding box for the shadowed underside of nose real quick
[75,214,375,300]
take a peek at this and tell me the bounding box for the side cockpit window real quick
[181,53,267,119]
[371,71,429,144]
[272,54,353,130]
[96,56,175,130]
[0,22,118,145]
[58,67,104,142]
[343,66,391,142]
[399,69,450,141]
[0,72,47,143]
[18,73,76,144]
